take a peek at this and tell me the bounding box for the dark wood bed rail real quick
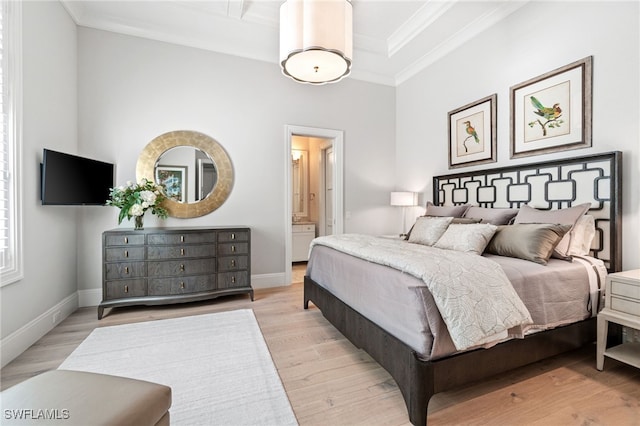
[304,277,598,425]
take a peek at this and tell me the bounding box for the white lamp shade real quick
[280,0,353,84]
[390,191,418,207]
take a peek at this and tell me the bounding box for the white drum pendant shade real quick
[280,0,353,84]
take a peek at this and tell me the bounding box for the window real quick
[0,0,22,286]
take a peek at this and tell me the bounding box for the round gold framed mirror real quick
[136,130,233,218]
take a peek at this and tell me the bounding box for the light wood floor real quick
[2,268,639,425]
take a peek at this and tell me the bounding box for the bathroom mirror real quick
[136,130,233,218]
[292,149,308,219]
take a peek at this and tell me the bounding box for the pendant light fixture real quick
[279,0,353,85]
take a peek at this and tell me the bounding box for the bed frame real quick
[304,151,622,425]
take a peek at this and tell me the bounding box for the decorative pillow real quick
[404,216,480,240]
[451,217,482,224]
[463,206,519,225]
[407,216,453,246]
[425,201,469,218]
[434,223,497,255]
[566,214,596,256]
[513,203,590,259]
[485,223,572,265]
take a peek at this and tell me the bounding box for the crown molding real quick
[395,1,529,86]
[387,0,457,58]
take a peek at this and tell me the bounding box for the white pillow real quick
[407,216,452,246]
[567,214,596,256]
[434,223,497,255]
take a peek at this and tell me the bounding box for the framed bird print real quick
[448,94,497,169]
[510,56,592,159]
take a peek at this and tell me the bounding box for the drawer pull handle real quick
[180,248,185,256]
[124,266,129,274]
[231,245,236,253]
[181,235,185,242]
[180,264,185,271]
[124,237,128,244]
[124,250,129,258]
[231,233,236,240]
[180,282,185,289]
[231,276,236,284]
[124,285,129,293]
[231,259,236,267]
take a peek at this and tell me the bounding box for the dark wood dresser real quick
[99,227,252,319]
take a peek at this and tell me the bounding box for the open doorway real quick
[284,125,344,286]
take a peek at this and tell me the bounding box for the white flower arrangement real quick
[106,178,169,225]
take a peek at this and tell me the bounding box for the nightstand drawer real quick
[611,280,640,301]
[610,296,640,316]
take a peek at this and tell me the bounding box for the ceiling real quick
[61,0,529,86]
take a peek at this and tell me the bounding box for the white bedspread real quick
[310,234,533,351]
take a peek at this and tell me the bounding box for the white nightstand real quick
[596,269,640,371]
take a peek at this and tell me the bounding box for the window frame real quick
[1,0,23,287]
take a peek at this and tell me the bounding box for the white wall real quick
[75,28,397,296]
[0,1,78,363]
[396,1,639,270]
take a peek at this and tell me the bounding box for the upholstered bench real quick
[1,370,171,425]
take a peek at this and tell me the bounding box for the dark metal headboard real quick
[433,151,622,272]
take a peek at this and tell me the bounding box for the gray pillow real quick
[425,201,469,218]
[407,216,453,246]
[485,223,572,265]
[463,206,519,225]
[434,223,497,255]
[513,203,590,259]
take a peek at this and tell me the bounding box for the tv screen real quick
[41,149,115,205]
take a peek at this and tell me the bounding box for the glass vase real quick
[134,215,144,230]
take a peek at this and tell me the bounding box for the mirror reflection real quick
[154,146,217,204]
[292,149,308,219]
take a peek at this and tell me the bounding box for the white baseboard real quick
[251,272,289,289]
[1,293,78,368]
[77,273,289,308]
[78,288,102,308]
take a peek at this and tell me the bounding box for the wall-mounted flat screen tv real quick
[41,149,115,205]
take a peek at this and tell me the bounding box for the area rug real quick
[58,309,298,425]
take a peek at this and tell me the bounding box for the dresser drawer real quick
[611,280,640,301]
[218,271,249,289]
[147,244,216,260]
[218,231,249,243]
[105,247,145,262]
[104,234,145,247]
[104,279,146,300]
[105,262,146,280]
[147,232,216,245]
[148,275,216,295]
[147,259,215,277]
[217,255,248,272]
[217,242,248,256]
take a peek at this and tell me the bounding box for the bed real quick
[303,151,622,425]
